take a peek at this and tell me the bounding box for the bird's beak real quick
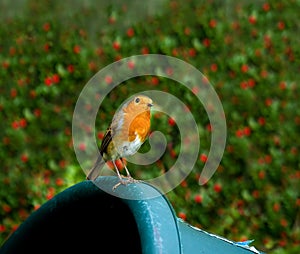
[148,103,153,108]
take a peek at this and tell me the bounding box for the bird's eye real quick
[135,97,140,103]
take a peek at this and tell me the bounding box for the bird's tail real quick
[86,156,105,181]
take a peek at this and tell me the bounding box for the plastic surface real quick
[0,177,261,254]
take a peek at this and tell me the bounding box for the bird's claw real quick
[112,177,140,190]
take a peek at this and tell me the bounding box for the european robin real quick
[87,95,153,189]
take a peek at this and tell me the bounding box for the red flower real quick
[248,15,257,24]
[252,190,260,198]
[151,76,159,85]
[44,176,50,185]
[30,90,37,98]
[279,81,286,90]
[59,160,66,168]
[34,108,41,117]
[280,218,288,227]
[235,129,244,138]
[34,204,41,211]
[255,48,262,57]
[240,81,248,89]
[262,3,270,12]
[165,67,173,76]
[200,154,207,163]
[78,143,86,151]
[178,212,186,221]
[264,154,272,164]
[141,47,149,54]
[273,203,280,212]
[44,77,52,86]
[241,64,249,73]
[265,98,272,106]
[184,27,191,35]
[210,63,218,72]
[19,118,27,128]
[194,194,203,204]
[127,60,135,69]
[3,204,11,213]
[258,117,266,125]
[10,88,17,98]
[192,86,199,95]
[243,126,251,136]
[9,47,16,56]
[73,45,81,54]
[65,127,71,136]
[0,224,6,233]
[88,61,97,71]
[46,187,55,200]
[113,41,121,51]
[258,170,265,179]
[168,117,176,126]
[43,22,51,32]
[260,69,268,78]
[67,64,75,73]
[2,61,10,69]
[209,19,217,28]
[97,132,104,140]
[21,154,28,163]
[206,124,212,132]
[170,149,177,158]
[115,55,122,61]
[278,239,287,247]
[248,78,256,88]
[213,183,222,193]
[96,47,104,56]
[126,27,134,37]
[108,16,116,24]
[44,43,50,52]
[12,225,19,232]
[172,48,179,56]
[180,180,188,187]
[52,74,60,83]
[202,38,211,47]
[277,21,285,30]
[11,121,19,129]
[189,48,196,57]
[105,75,113,85]
[55,178,64,186]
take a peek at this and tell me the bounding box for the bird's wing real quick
[99,126,113,155]
[100,108,124,154]
[87,126,113,180]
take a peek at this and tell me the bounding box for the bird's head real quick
[125,95,153,113]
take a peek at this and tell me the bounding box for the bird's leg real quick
[112,160,131,190]
[113,160,125,181]
[121,158,140,184]
[112,160,140,190]
[121,158,132,178]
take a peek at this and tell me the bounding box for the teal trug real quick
[0,177,262,254]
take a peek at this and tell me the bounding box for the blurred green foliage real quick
[1,1,300,253]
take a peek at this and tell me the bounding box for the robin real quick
[87,95,153,189]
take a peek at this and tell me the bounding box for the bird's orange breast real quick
[126,111,151,142]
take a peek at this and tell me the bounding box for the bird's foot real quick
[124,175,140,183]
[112,177,140,190]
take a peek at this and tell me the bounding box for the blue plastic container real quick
[0,177,262,253]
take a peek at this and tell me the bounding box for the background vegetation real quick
[1,1,299,253]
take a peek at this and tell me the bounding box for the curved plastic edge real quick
[0,177,182,254]
[93,176,182,254]
[1,177,263,254]
[177,219,263,254]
